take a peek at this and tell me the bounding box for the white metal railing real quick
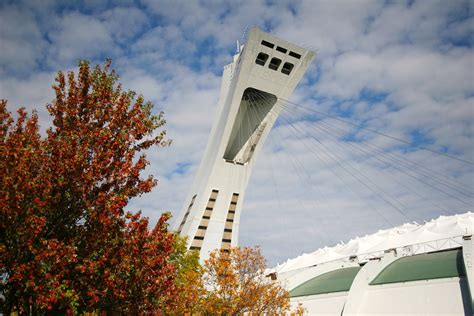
[276,234,466,275]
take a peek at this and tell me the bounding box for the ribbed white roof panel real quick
[275,212,473,273]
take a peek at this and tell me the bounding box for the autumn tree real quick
[201,246,301,315]
[0,61,177,314]
[163,236,205,315]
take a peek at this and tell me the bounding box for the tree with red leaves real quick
[0,61,176,314]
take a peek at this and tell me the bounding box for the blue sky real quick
[1,0,473,265]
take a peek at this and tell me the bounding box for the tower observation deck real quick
[174,27,315,259]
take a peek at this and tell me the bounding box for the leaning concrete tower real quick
[174,27,315,259]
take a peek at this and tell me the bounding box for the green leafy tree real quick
[164,236,205,315]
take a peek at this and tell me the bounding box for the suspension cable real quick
[278,98,474,165]
[275,102,473,209]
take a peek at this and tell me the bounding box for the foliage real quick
[0,60,175,314]
[202,246,297,315]
[164,236,204,315]
[0,60,306,315]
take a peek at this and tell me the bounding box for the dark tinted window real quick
[255,52,269,66]
[261,40,274,48]
[276,46,287,53]
[289,51,301,59]
[269,57,282,70]
[282,62,294,75]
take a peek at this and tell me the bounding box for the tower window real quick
[276,46,287,53]
[261,40,274,48]
[255,52,269,66]
[269,57,282,70]
[190,189,218,249]
[177,194,197,234]
[281,62,294,75]
[289,51,301,59]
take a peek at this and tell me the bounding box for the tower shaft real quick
[175,27,315,259]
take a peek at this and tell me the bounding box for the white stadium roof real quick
[274,212,473,274]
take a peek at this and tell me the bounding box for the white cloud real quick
[0,6,47,76]
[0,72,56,128]
[100,7,150,44]
[1,0,473,266]
[133,25,197,58]
[47,12,118,67]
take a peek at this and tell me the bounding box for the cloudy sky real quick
[1,0,473,266]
